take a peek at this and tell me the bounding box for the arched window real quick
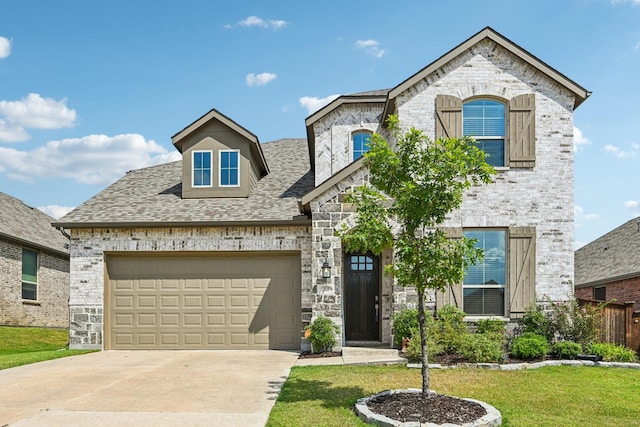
[463,99,505,167]
[352,132,372,161]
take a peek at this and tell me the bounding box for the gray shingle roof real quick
[55,138,313,226]
[0,192,69,255]
[575,218,640,286]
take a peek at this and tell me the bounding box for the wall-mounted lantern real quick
[321,259,332,279]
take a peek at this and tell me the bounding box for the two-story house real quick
[55,27,589,351]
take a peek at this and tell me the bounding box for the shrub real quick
[304,317,339,353]
[549,300,603,348]
[392,308,419,348]
[587,342,638,362]
[405,331,443,363]
[519,304,553,341]
[459,332,504,363]
[550,341,583,360]
[434,305,467,354]
[476,318,506,336]
[509,332,549,360]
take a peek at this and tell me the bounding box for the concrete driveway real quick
[0,350,298,427]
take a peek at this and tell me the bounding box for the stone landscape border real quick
[406,359,640,371]
[355,388,502,427]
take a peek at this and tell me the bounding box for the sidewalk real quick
[294,352,406,367]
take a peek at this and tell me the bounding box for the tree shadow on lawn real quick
[275,377,367,409]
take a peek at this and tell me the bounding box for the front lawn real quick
[0,326,94,370]
[268,364,640,427]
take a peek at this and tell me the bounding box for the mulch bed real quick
[366,392,486,424]
[298,351,342,359]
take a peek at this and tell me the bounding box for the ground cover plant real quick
[0,326,94,370]
[267,364,640,427]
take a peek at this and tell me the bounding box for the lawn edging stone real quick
[355,388,502,427]
[406,360,640,371]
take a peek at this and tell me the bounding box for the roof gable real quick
[304,91,388,171]
[575,218,640,286]
[385,27,590,115]
[172,108,269,176]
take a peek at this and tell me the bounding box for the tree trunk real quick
[417,290,430,396]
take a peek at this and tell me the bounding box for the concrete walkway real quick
[0,350,298,427]
[294,347,406,367]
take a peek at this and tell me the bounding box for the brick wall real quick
[576,276,640,312]
[0,237,69,328]
[308,38,576,341]
[68,226,312,349]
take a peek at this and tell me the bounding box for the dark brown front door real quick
[345,252,380,341]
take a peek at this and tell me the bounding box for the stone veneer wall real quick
[68,226,312,349]
[308,39,577,338]
[0,237,69,328]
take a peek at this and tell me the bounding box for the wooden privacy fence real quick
[577,299,638,352]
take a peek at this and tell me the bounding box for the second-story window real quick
[352,132,371,161]
[219,150,239,187]
[463,99,505,167]
[192,151,212,187]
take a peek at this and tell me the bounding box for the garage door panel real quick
[107,253,300,350]
[137,295,156,309]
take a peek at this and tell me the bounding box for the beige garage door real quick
[105,253,301,350]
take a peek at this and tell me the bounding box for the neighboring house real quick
[575,218,640,312]
[55,27,590,351]
[0,192,70,328]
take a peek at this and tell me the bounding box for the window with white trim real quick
[352,132,371,161]
[463,99,505,167]
[219,150,239,187]
[192,151,212,187]
[22,248,38,300]
[463,230,506,316]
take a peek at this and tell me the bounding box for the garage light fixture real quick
[321,259,331,279]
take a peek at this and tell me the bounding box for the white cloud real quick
[38,205,75,219]
[245,72,277,87]
[573,126,590,152]
[225,16,288,30]
[574,204,600,221]
[624,200,639,209]
[0,37,11,59]
[299,94,340,115]
[0,118,29,142]
[0,93,77,142]
[603,143,638,158]
[355,39,385,58]
[0,133,181,185]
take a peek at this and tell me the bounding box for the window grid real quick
[192,151,212,187]
[219,150,239,187]
[352,132,371,161]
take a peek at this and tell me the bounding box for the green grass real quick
[0,326,95,370]
[267,364,640,427]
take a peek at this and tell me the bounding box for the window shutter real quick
[508,94,536,168]
[435,227,463,310]
[436,95,462,139]
[508,227,536,318]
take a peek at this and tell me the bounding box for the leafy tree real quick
[341,115,494,395]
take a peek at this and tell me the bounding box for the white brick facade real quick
[68,226,312,349]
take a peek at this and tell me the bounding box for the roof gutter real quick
[0,231,69,258]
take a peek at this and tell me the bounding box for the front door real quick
[345,252,380,341]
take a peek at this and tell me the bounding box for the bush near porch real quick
[394,302,639,364]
